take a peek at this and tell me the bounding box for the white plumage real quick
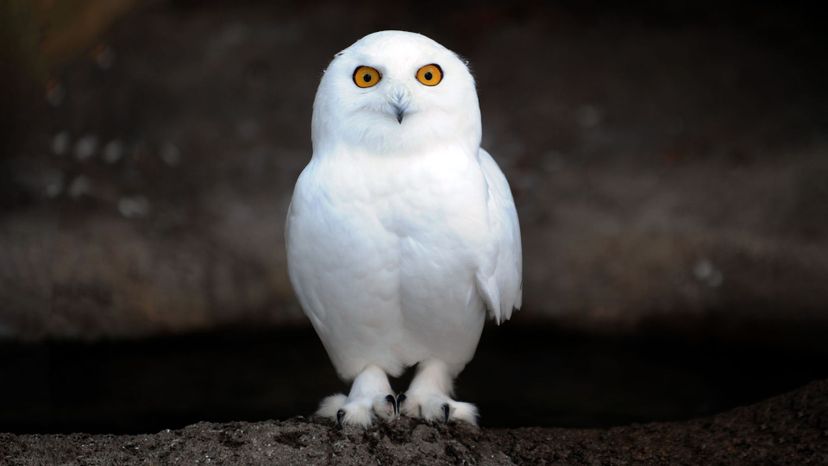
[286,30,522,426]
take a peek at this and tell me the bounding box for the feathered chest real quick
[305,149,490,242]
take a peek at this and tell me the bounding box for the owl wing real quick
[474,148,523,324]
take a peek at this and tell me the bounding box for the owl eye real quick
[353,66,381,88]
[415,64,443,86]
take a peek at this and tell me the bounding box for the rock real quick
[1,380,826,464]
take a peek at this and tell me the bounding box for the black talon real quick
[442,403,450,423]
[396,393,407,415]
[385,394,397,415]
[336,409,345,427]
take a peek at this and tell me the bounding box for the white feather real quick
[474,148,523,324]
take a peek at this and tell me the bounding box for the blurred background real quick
[1,0,827,433]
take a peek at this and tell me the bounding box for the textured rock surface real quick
[2,380,827,465]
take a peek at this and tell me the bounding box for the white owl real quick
[286,30,522,427]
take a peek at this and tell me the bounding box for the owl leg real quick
[398,359,478,425]
[316,364,397,427]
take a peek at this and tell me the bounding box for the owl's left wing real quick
[474,148,523,324]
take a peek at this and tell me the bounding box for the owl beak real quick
[392,103,406,124]
[388,86,410,124]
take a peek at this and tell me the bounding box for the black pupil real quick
[363,73,372,82]
[424,71,433,80]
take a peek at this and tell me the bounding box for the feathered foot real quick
[398,359,479,425]
[316,365,397,427]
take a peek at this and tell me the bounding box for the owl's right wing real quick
[474,148,523,324]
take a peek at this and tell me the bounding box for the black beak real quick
[392,104,405,124]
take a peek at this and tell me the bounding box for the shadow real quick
[1,322,826,433]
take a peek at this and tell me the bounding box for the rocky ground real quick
[2,379,826,465]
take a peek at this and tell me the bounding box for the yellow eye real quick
[416,64,443,86]
[353,66,381,88]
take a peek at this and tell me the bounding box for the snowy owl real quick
[286,30,522,427]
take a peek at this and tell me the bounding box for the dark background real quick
[1,0,827,433]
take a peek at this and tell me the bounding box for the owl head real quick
[311,31,482,156]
